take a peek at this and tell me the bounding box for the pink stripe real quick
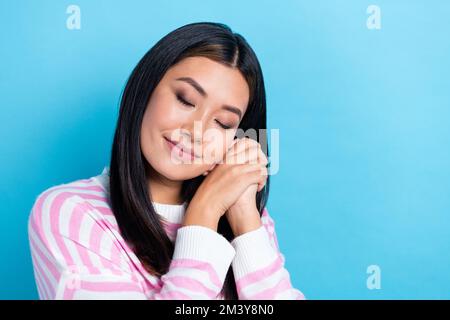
[247,277,292,299]
[80,280,142,292]
[59,265,136,299]
[62,286,75,299]
[66,201,94,269]
[169,258,222,288]
[31,250,55,299]
[89,225,103,252]
[106,233,163,288]
[109,244,123,275]
[33,186,106,250]
[43,188,125,277]
[163,276,216,298]
[29,218,60,281]
[101,257,124,276]
[34,271,47,299]
[86,228,123,276]
[263,215,274,227]
[42,190,100,273]
[29,237,59,289]
[95,206,114,216]
[88,222,113,273]
[88,216,117,234]
[31,189,55,247]
[163,222,182,234]
[261,210,279,250]
[31,256,49,299]
[106,237,135,279]
[235,253,284,291]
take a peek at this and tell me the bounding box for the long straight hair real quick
[109,22,270,299]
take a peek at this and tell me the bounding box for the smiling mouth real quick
[164,136,200,160]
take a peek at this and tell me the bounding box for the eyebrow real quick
[176,76,243,120]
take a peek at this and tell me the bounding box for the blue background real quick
[1,0,449,299]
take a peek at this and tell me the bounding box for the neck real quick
[146,164,184,205]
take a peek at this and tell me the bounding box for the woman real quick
[28,22,305,300]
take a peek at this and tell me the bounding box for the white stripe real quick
[34,267,49,299]
[87,250,103,272]
[102,215,118,225]
[72,289,147,299]
[274,288,302,299]
[158,283,213,299]
[61,238,84,268]
[44,185,105,197]
[163,267,220,292]
[28,221,62,273]
[58,196,89,268]
[99,232,114,261]
[119,255,132,273]
[30,253,49,299]
[29,237,58,289]
[30,250,53,299]
[78,213,95,251]
[68,271,134,283]
[80,198,110,209]
[239,267,289,297]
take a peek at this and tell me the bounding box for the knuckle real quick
[231,164,242,176]
[261,166,268,176]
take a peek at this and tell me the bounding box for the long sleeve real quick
[28,186,235,300]
[152,225,235,299]
[230,208,306,300]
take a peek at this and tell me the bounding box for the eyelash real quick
[176,94,194,107]
[176,93,233,130]
[216,120,232,130]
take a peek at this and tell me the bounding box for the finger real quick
[227,141,266,166]
[226,139,259,164]
[228,138,239,151]
[258,169,268,191]
[229,138,257,155]
[244,166,268,188]
[256,145,269,166]
[257,176,268,192]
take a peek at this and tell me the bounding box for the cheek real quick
[145,94,181,129]
[202,130,236,163]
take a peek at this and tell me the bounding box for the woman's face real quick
[140,56,250,181]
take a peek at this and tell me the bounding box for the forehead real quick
[164,56,250,114]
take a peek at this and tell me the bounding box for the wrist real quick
[183,199,221,232]
[226,205,262,237]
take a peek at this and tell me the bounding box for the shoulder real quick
[29,175,109,222]
[27,175,136,287]
[28,175,115,255]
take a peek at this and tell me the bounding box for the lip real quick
[164,136,200,160]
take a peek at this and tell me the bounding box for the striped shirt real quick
[28,166,305,299]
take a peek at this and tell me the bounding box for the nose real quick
[180,121,203,149]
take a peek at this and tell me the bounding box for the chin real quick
[158,163,204,181]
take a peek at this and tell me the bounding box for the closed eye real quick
[176,94,194,107]
[176,93,233,129]
[215,119,232,129]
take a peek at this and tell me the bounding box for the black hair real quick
[109,22,270,299]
